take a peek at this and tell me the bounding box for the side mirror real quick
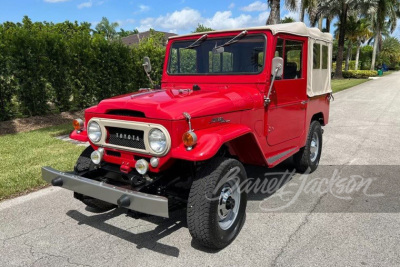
[143,56,152,73]
[264,57,284,107]
[272,57,283,78]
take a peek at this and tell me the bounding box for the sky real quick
[0,0,399,36]
[0,0,301,34]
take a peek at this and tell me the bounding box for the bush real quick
[0,17,166,121]
[342,70,378,79]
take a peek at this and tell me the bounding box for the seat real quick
[284,62,298,79]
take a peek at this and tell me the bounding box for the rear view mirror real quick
[143,56,152,73]
[272,57,283,78]
[212,46,224,54]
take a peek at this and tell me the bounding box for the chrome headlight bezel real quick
[87,121,102,143]
[148,128,167,154]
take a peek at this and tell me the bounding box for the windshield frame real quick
[166,33,267,76]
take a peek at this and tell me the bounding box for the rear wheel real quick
[187,157,247,249]
[293,120,322,173]
[74,146,116,212]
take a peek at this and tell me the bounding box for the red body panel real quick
[71,29,330,171]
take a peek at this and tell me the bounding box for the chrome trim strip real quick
[42,166,169,218]
[88,118,171,157]
[267,148,296,165]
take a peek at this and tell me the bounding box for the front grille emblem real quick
[116,133,140,141]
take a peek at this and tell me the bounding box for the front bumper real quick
[41,166,169,218]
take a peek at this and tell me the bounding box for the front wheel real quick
[293,120,322,173]
[187,158,247,249]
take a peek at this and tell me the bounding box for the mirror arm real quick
[142,62,155,88]
[264,64,282,107]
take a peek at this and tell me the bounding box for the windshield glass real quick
[168,34,266,75]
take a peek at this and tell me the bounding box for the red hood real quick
[86,87,260,120]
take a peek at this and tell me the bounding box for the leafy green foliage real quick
[193,24,214,33]
[377,37,400,67]
[342,70,378,78]
[0,17,166,121]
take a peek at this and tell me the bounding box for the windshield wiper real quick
[184,34,208,49]
[213,30,248,51]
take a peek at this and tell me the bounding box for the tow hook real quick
[120,163,132,174]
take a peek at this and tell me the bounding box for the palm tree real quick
[95,17,119,41]
[266,0,297,25]
[354,18,372,70]
[318,0,378,78]
[334,16,371,71]
[369,0,400,70]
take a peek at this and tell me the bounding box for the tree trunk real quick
[266,0,280,25]
[318,17,323,30]
[326,17,331,32]
[334,3,348,79]
[345,41,352,71]
[371,31,379,70]
[300,1,305,22]
[355,42,361,71]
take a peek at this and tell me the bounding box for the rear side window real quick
[322,45,328,69]
[313,43,321,69]
[274,38,303,80]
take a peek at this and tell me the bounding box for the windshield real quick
[168,34,266,75]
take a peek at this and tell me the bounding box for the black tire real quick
[294,120,322,173]
[187,157,247,249]
[74,146,116,212]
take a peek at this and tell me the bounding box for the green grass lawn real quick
[331,78,370,93]
[0,123,85,201]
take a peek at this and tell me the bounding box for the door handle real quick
[301,100,307,105]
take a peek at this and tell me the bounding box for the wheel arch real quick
[170,124,266,165]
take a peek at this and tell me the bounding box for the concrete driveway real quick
[1,72,400,267]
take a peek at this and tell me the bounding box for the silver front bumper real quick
[42,166,169,218]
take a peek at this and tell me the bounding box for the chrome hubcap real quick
[310,132,319,162]
[218,179,240,230]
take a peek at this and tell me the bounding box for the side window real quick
[275,38,284,57]
[284,40,302,79]
[274,38,303,80]
[322,45,328,69]
[313,43,321,69]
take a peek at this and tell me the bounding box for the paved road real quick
[1,73,400,267]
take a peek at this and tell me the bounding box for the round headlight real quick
[88,121,102,143]
[148,128,167,153]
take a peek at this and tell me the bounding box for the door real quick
[266,36,308,146]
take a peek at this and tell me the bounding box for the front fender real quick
[170,124,252,161]
[70,130,89,142]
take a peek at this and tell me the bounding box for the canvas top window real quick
[168,34,266,75]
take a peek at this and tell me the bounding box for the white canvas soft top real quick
[169,22,333,97]
[169,22,333,43]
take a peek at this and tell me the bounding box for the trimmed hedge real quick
[0,17,166,121]
[342,70,378,79]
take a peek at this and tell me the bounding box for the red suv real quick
[42,22,332,249]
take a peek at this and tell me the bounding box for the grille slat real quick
[107,127,145,150]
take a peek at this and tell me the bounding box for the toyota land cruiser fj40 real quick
[42,22,333,249]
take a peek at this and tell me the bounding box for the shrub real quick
[0,17,166,121]
[342,70,378,79]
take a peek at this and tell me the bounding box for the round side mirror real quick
[143,56,152,73]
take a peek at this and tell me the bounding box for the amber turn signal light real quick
[182,131,197,148]
[72,119,84,131]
